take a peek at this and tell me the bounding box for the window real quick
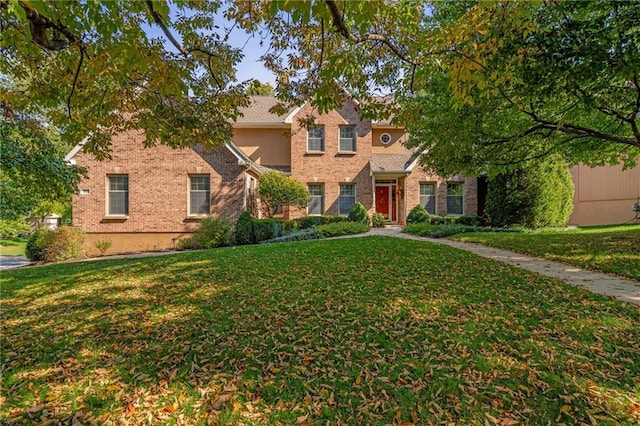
[189,175,210,215]
[307,126,325,152]
[339,126,356,152]
[308,184,324,215]
[447,183,463,215]
[339,184,356,215]
[108,175,129,216]
[420,183,436,214]
[380,133,392,144]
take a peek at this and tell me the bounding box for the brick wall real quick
[404,169,478,217]
[72,129,246,234]
[289,101,373,219]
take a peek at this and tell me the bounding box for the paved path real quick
[364,227,640,306]
[0,256,32,270]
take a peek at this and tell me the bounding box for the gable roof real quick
[370,152,422,174]
[235,96,302,126]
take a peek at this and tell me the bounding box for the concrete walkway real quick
[364,226,640,306]
[0,256,32,270]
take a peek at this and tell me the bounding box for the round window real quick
[380,133,392,144]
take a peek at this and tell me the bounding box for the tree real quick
[2,0,639,174]
[485,157,574,228]
[0,117,83,220]
[258,171,310,218]
[246,81,275,96]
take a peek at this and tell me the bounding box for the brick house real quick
[67,96,479,254]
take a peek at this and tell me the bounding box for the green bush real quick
[39,226,85,262]
[258,171,310,217]
[175,238,197,251]
[235,211,255,245]
[0,219,30,239]
[294,215,348,229]
[348,202,369,224]
[403,223,520,238]
[93,239,112,255]
[316,222,370,238]
[455,215,485,227]
[193,216,235,249]
[486,157,574,228]
[25,228,51,261]
[406,205,429,223]
[371,212,386,228]
[253,218,283,243]
[261,228,319,244]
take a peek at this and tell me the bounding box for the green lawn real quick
[2,237,639,424]
[0,238,27,256]
[449,224,640,280]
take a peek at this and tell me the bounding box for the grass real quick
[2,237,639,425]
[0,238,27,256]
[449,224,640,280]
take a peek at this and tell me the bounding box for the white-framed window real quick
[339,183,356,215]
[308,184,324,215]
[108,175,129,216]
[447,182,463,215]
[420,183,436,214]
[189,175,210,216]
[380,133,392,144]
[307,126,325,152]
[339,126,356,152]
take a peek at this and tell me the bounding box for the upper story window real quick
[420,183,436,214]
[339,183,356,215]
[308,184,324,215]
[339,126,357,152]
[108,175,129,216]
[189,175,210,216]
[447,182,464,215]
[307,126,325,152]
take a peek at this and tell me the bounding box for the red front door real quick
[376,186,390,218]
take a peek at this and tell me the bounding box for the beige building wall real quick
[233,128,291,167]
[569,161,640,225]
[371,129,407,154]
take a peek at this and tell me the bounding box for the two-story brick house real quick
[67,96,478,254]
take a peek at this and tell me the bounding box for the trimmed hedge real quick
[407,205,429,223]
[261,228,319,244]
[403,223,520,238]
[293,215,348,229]
[253,218,283,243]
[347,202,369,224]
[316,222,370,238]
[235,211,255,245]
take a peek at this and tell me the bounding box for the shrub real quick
[258,171,310,217]
[193,216,235,249]
[429,215,445,225]
[261,228,319,244]
[294,215,348,229]
[486,156,574,228]
[0,219,30,239]
[455,215,485,227]
[403,223,521,238]
[371,212,386,228]
[40,226,85,262]
[406,205,429,223]
[25,228,51,261]
[316,222,370,238]
[253,218,283,243]
[94,239,112,255]
[347,202,369,224]
[235,211,255,245]
[175,238,197,251]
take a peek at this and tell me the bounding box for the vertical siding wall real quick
[569,161,640,225]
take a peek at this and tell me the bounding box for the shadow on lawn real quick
[2,238,639,424]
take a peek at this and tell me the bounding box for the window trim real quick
[338,183,356,216]
[307,125,325,153]
[338,125,357,153]
[307,183,325,216]
[380,132,392,145]
[446,182,464,216]
[188,174,211,217]
[419,182,437,215]
[106,174,129,218]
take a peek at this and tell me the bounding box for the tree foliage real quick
[485,157,574,228]
[258,171,310,218]
[0,117,83,220]
[2,0,638,174]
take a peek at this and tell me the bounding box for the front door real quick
[375,186,390,219]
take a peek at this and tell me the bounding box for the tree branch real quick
[66,45,84,119]
[324,0,417,66]
[17,0,82,50]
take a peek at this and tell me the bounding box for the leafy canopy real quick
[2,0,639,175]
[258,171,310,218]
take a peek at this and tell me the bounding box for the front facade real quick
[68,96,479,254]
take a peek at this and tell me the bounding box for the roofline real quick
[406,151,427,171]
[224,142,264,175]
[64,136,90,164]
[284,103,306,123]
[233,123,290,129]
[371,170,411,176]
